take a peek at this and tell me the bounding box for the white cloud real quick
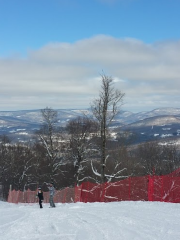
[0,35,180,112]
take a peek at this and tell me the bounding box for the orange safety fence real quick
[7,172,180,204]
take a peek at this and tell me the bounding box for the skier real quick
[36,187,44,209]
[46,182,56,208]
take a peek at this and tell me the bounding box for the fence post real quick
[161,176,164,202]
[129,177,131,201]
[63,187,68,203]
[23,189,26,203]
[148,175,154,201]
[84,182,89,203]
[7,185,12,203]
[27,189,31,203]
[16,190,20,204]
[100,182,106,202]
[80,184,83,202]
[104,182,108,202]
[75,184,82,203]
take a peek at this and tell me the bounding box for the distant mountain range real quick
[0,107,180,144]
[117,109,180,144]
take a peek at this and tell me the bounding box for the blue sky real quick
[0,0,180,112]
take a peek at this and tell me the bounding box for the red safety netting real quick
[103,176,149,202]
[54,187,75,203]
[104,180,130,202]
[80,182,102,202]
[148,175,180,203]
[7,169,180,204]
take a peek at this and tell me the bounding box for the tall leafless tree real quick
[40,107,58,160]
[37,107,64,183]
[66,116,98,185]
[0,137,37,198]
[91,74,125,183]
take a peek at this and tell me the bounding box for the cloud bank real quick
[0,35,180,112]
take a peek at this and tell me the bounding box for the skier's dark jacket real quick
[37,191,44,200]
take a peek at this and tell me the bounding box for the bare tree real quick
[160,144,180,174]
[0,138,37,198]
[37,107,64,183]
[105,145,132,182]
[135,142,180,176]
[66,116,98,185]
[39,107,58,160]
[0,135,12,199]
[91,74,125,183]
[136,142,161,175]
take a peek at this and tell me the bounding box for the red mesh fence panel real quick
[21,190,28,203]
[105,179,130,202]
[147,176,180,203]
[148,176,154,201]
[7,189,12,203]
[13,190,20,204]
[104,176,148,202]
[130,176,149,201]
[7,175,180,204]
[81,182,102,203]
[63,188,68,203]
[159,176,180,203]
[64,187,75,203]
[53,190,61,203]
[162,176,174,202]
[74,185,82,202]
[55,188,69,203]
[17,190,25,203]
[150,176,163,202]
[26,189,38,203]
[53,190,63,203]
[168,177,180,203]
[80,182,89,203]
[8,190,19,204]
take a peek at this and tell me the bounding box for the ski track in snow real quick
[1,201,180,240]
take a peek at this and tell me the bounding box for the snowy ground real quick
[1,201,180,240]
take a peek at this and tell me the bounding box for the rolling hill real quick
[0,107,180,144]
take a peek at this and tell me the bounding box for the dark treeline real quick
[1,124,180,200]
[1,75,180,200]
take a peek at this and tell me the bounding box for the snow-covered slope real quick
[1,201,180,240]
